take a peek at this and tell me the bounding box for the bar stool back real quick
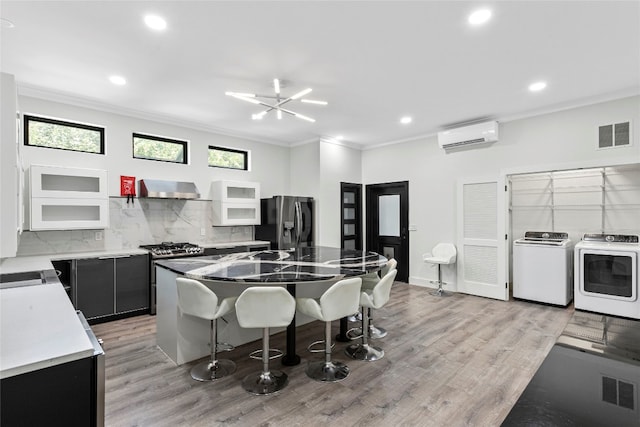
[356,258,398,339]
[345,269,397,361]
[235,286,296,395]
[296,277,362,382]
[176,278,237,381]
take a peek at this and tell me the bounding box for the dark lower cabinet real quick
[116,254,149,313]
[1,357,100,427]
[77,257,115,319]
[74,254,149,322]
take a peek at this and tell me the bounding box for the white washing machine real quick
[513,231,574,305]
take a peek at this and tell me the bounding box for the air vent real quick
[599,121,631,149]
[602,375,635,410]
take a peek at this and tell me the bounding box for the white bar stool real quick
[176,278,237,381]
[350,258,398,339]
[235,286,296,395]
[345,269,397,362]
[296,277,362,382]
[423,243,457,296]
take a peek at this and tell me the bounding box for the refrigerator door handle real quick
[294,200,302,247]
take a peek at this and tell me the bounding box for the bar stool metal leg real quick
[430,265,450,297]
[345,307,384,361]
[306,321,350,382]
[367,308,387,339]
[190,318,236,381]
[242,328,288,395]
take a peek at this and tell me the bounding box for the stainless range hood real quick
[139,179,201,199]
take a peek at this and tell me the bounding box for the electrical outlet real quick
[200,228,206,236]
[95,231,103,241]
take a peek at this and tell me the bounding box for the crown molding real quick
[17,83,292,147]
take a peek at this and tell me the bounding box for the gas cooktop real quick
[140,242,203,257]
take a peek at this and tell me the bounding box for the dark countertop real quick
[155,246,387,283]
[502,311,640,426]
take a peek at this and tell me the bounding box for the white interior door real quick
[457,177,508,301]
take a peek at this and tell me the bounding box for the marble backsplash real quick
[16,197,254,256]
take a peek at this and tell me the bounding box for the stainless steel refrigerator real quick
[255,196,314,250]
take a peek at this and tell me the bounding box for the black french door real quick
[366,181,409,282]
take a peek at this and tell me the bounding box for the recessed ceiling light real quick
[144,14,167,31]
[109,75,127,86]
[528,81,547,92]
[468,9,492,26]
[400,116,412,124]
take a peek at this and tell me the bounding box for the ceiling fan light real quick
[290,88,313,100]
[295,113,315,122]
[277,109,282,120]
[225,91,256,98]
[301,99,328,105]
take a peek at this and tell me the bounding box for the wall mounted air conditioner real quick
[438,121,499,149]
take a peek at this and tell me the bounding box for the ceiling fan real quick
[225,78,327,123]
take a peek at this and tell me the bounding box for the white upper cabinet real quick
[211,180,260,226]
[29,165,109,230]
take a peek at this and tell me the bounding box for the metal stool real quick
[345,269,397,362]
[296,277,362,382]
[423,243,457,296]
[235,286,296,395]
[176,278,237,381]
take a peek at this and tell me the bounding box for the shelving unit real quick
[510,165,640,243]
[29,165,109,230]
[210,180,260,226]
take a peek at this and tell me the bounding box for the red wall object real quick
[120,176,136,196]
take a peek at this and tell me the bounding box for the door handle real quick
[294,201,302,246]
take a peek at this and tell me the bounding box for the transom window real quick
[208,146,249,170]
[133,133,188,164]
[24,115,105,154]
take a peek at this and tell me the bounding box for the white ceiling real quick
[1,1,639,149]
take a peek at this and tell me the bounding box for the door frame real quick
[365,181,409,282]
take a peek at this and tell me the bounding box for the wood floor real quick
[92,283,573,427]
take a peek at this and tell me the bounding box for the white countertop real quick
[0,283,95,379]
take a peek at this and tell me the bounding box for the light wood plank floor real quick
[92,283,573,427]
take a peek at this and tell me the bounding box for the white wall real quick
[19,96,291,200]
[318,139,362,247]
[362,95,640,287]
[289,139,363,247]
[0,73,19,258]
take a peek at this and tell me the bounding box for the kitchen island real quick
[155,247,387,365]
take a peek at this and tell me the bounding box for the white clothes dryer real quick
[574,234,640,319]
